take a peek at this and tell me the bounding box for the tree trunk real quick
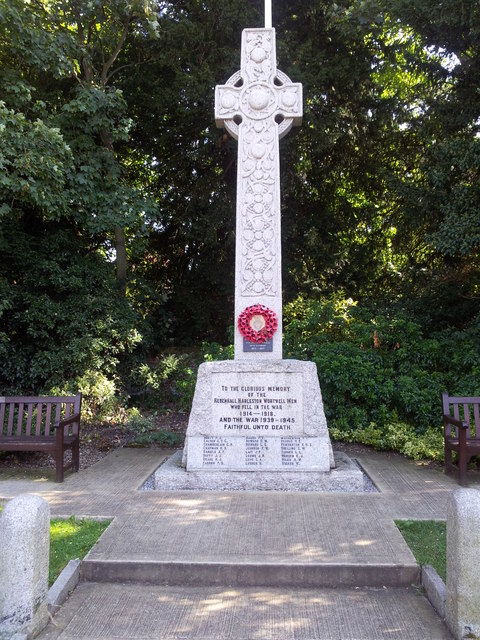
[115,226,127,294]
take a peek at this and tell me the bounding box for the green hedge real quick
[283,295,480,460]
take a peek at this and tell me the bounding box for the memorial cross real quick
[215,28,302,360]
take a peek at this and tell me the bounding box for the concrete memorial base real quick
[155,449,364,492]
[172,359,362,492]
[183,359,334,472]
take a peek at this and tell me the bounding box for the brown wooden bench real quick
[442,392,480,485]
[0,394,81,482]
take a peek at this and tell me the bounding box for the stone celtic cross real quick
[215,28,302,360]
[183,21,334,481]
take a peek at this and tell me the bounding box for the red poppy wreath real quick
[238,304,278,344]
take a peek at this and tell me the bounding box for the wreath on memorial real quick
[238,304,278,343]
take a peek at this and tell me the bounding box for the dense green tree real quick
[0,0,153,391]
[119,0,263,343]
[1,0,479,397]
[271,0,479,330]
[383,0,480,326]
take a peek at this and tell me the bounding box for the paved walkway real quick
[1,447,479,639]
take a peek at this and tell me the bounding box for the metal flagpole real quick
[265,0,272,28]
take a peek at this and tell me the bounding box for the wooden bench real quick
[442,392,480,485]
[0,394,81,482]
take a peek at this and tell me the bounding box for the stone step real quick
[37,582,452,640]
[81,558,420,588]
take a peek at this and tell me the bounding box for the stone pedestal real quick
[446,488,480,640]
[182,359,334,476]
[0,494,50,639]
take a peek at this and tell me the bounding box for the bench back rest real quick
[0,394,81,438]
[442,393,480,439]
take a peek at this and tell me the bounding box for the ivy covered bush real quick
[283,295,480,460]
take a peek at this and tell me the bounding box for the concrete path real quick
[2,446,478,638]
[38,583,451,640]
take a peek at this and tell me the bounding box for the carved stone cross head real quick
[215,29,302,141]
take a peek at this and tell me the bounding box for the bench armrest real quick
[54,412,81,431]
[443,414,468,429]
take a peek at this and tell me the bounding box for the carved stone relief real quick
[214,27,302,357]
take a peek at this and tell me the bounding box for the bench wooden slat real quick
[45,403,52,436]
[453,403,460,422]
[7,403,14,436]
[0,435,77,452]
[54,402,61,435]
[35,402,43,436]
[63,402,71,437]
[25,403,34,436]
[1,395,79,403]
[462,402,471,437]
[474,404,480,439]
[16,402,24,436]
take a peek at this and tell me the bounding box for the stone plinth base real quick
[182,359,334,473]
[154,450,365,492]
[446,488,480,640]
[0,494,50,639]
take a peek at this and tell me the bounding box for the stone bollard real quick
[446,488,480,640]
[0,494,50,639]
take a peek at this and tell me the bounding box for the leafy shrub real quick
[283,295,480,460]
[201,341,234,362]
[51,370,120,420]
[0,227,141,393]
[127,342,233,412]
[329,416,445,461]
[128,352,197,411]
[125,409,182,447]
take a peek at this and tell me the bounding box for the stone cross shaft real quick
[215,28,302,360]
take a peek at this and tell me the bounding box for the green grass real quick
[49,516,111,586]
[395,519,447,582]
[1,507,110,587]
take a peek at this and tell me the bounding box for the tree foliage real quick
[284,294,480,459]
[0,0,479,433]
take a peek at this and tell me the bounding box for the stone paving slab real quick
[0,448,165,516]
[80,490,419,587]
[36,582,452,640]
[1,447,466,638]
[0,447,473,590]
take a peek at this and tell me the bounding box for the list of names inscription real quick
[281,438,313,466]
[183,370,329,471]
[245,437,269,466]
[192,433,323,471]
[202,437,232,466]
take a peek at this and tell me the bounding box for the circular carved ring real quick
[222,70,295,140]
